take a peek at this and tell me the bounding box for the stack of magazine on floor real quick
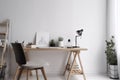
[0,64,6,80]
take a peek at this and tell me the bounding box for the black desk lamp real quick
[73,29,83,48]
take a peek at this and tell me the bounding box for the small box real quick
[31,45,37,48]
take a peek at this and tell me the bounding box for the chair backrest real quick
[11,43,26,66]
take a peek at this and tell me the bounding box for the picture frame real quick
[36,32,49,47]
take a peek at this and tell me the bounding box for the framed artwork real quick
[36,32,49,47]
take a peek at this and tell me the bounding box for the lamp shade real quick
[76,29,83,36]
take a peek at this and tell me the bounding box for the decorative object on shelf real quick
[67,39,72,48]
[105,36,119,79]
[73,29,83,48]
[58,37,64,47]
[49,39,56,47]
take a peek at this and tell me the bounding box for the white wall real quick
[116,0,120,78]
[0,0,106,76]
[106,0,117,39]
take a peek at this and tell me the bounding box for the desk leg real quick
[64,52,72,75]
[67,53,77,80]
[78,53,86,80]
[24,51,33,76]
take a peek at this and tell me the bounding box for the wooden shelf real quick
[0,45,4,48]
[0,23,7,26]
[0,60,6,68]
[71,69,83,75]
[0,33,6,35]
[0,19,9,69]
[0,65,6,69]
[0,20,8,27]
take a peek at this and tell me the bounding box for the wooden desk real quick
[24,47,87,80]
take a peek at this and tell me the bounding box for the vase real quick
[109,65,119,79]
[59,41,64,47]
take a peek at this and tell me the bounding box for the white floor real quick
[11,73,118,80]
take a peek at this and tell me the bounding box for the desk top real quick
[24,47,87,51]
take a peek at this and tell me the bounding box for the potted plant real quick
[105,36,119,79]
[49,39,56,47]
[58,37,64,47]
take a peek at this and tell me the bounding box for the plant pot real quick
[109,65,119,79]
[59,41,64,47]
[49,40,56,47]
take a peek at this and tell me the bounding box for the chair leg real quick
[36,70,39,80]
[29,70,33,76]
[26,69,28,80]
[13,67,19,80]
[41,67,47,80]
[17,68,23,80]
